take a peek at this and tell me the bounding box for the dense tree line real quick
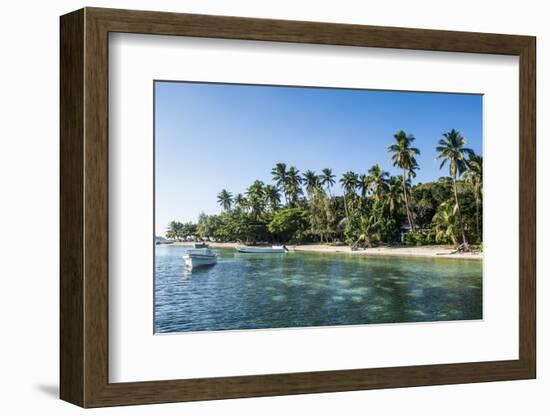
[165,129,482,249]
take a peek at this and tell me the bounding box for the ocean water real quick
[154,246,482,333]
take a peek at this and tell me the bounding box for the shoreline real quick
[159,242,482,260]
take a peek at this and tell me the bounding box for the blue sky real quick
[155,81,482,235]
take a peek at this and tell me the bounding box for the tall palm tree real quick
[302,170,321,197]
[216,189,233,211]
[263,184,281,212]
[388,130,420,231]
[436,129,474,249]
[464,153,483,240]
[246,180,266,219]
[234,193,247,210]
[340,171,359,221]
[367,164,390,201]
[271,163,288,205]
[285,166,302,207]
[320,168,336,196]
[385,176,403,217]
[359,174,370,200]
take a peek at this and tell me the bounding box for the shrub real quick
[404,230,435,246]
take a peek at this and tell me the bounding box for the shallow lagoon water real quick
[154,245,482,333]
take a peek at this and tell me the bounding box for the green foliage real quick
[197,214,223,239]
[165,130,483,248]
[404,230,435,246]
[432,201,458,245]
[165,221,197,241]
[268,208,308,243]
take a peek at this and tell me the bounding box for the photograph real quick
[154,81,483,334]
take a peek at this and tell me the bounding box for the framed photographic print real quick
[60,7,536,408]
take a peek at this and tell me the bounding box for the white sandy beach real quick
[161,242,482,260]
[292,244,482,260]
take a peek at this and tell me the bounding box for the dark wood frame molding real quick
[60,7,536,408]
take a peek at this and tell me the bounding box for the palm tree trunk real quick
[401,170,414,232]
[452,177,469,250]
[343,193,349,222]
[451,232,458,246]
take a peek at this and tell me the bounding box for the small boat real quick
[192,242,209,248]
[235,245,289,254]
[182,245,217,269]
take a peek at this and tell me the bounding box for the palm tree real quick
[320,168,336,196]
[216,189,233,211]
[359,174,370,200]
[353,214,381,249]
[271,163,288,205]
[303,170,321,197]
[263,184,281,212]
[367,164,390,201]
[464,153,483,240]
[388,130,420,231]
[385,176,403,217]
[285,166,302,207]
[246,180,266,219]
[234,193,246,210]
[432,202,458,246]
[340,171,359,221]
[436,129,474,249]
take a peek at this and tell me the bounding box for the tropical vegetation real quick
[165,130,483,250]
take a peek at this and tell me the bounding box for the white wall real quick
[0,0,545,414]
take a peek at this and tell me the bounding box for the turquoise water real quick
[154,246,482,333]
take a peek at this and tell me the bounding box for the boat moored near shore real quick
[182,245,217,269]
[235,245,289,254]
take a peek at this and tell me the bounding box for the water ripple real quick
[154,246,482,333]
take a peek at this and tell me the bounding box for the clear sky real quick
[155,81,482,236]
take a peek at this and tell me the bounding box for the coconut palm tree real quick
[388,130,420,231]
[233,193,247,211]
[367,164,390,201]
[355,214,382,249]
[246,180,266,219]
[436,129,474,249]
[340,171,359,221]
[320,168,336,196]
[302,170,321,197]
[358,174,370,200]
[285,166,302,207]
[216,189,233,211]
[432,201,458,246]
[385,176,403,217]
[263,184,281,212]
[271,162,288,205]
[464,153,483,240]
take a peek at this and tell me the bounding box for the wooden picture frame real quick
[60,7,536,408]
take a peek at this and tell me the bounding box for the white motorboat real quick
[235,245,289,254]
[182,246,217,269]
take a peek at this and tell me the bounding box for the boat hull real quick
[182,248,217,268]
[235,246,288,253]
[182,254,217,268]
